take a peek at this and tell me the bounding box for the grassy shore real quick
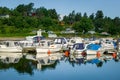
[0,37,25,41]
[0,33,118,41]
[0,33,35,40]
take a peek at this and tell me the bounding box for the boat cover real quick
[87,44,101,50]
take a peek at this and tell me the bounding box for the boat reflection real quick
[0,52,120,75]
[85,55,103,67]
[66,52,120,67]
[36,53,61,70]
[0,53,22,63]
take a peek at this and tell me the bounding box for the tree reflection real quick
[0,53,120,75]
[40,60,58,71]
[0,61,10,70]
[14,58,36,75]
[96,62,103,67]
[0,57,36,75]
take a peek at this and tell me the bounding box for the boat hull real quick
[0,47,22,53]
[36,47,61,53]
[86,50,104,55]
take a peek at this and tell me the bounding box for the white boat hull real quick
[86,54,97,60]
[0,47,22,53]
[86,50,104,55]
[36,47,61,53]
[36,44,61,53]
[86,50,97,55]
[70,49,85,54]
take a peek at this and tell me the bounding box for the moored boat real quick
[100,39,115,50]
[70,43,87,58]
[86,43,104,55]
[0,41,22,53]
[36,40,61,53]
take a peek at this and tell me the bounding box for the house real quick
[48,33,57,38]
[0,14,9,18]
[101,32,110,35]
[47,31,57,38]
[61,28,75,34]
[88,31,96,34]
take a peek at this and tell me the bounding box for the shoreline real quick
[0,37,25,41]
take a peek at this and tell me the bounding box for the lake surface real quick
[0,53,120,80]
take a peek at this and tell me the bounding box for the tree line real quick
[0,3,120,36]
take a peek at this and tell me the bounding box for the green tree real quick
[48,9,58,19]
[75,12,82,22]
[63,15,69,24]
[94,10,104,32]
[68,10,76,24]
[95,10,104,19]
[36,7,48,18]
[0,7,10,14]
[73,17,94,33]
[103,16,112,32]
[110,17,120,35]
[89,13,94,21]
[15,3,34,16]
[83,12,88,18]
[39,17,54,30]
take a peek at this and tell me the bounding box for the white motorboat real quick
[68,37,83,49]
[36,40,61,53]
[36,45,61,53]
[70,43,87,57]
[54,37,68,51]
[100,39,115,50]
[0,41,22,53]
[86,43,104,55]
[85,54,97,60]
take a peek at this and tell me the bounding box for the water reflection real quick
[0,52,120,75]
[0,53,22,64]
[0,53,34,75]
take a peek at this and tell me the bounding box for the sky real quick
[0,0,120,19]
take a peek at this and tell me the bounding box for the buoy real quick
[112,52,117,58]
[47,50,51,56]
[81,51,87,57]
[65,50,69,57]
[96,51,101,58]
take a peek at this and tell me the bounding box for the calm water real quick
[0,53,120,80]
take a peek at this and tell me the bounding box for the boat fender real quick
[65,51,69,57]
[47,50,51,56]
[81,51,87,57]
[112,52,117,59]
[96,51,101,58]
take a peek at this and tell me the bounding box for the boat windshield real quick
[73,43,84,50]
